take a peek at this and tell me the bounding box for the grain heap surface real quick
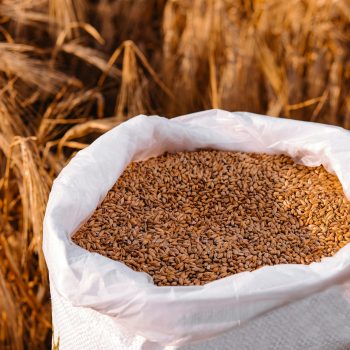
[73,150,350,286]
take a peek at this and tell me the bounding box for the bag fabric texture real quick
[44,109,350,349]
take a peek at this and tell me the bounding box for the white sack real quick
[44,109,350,348]
[50,281,350,350]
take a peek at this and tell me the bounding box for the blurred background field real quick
[0,0,349,348]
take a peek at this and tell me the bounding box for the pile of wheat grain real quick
[73,150,350,286]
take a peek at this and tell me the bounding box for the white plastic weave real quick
[52,281,350,349]
[45,110,350,349]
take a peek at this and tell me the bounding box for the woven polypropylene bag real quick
[51,282,350,350]
[44,110,350,349]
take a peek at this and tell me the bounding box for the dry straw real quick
[0,0,350,348]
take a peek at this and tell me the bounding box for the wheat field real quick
[0,0,349,348]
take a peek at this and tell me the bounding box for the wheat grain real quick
[73,150,350,286]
